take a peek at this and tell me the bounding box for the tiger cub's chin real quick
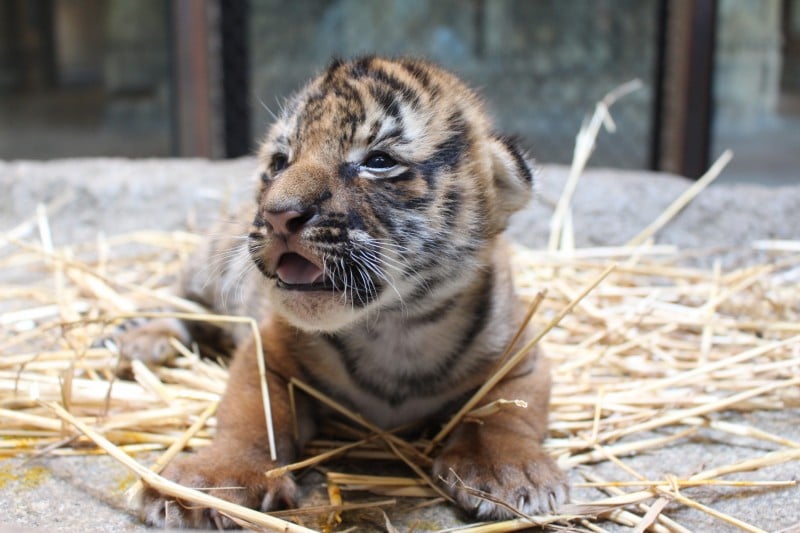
[265,283,369,332]
[132,56,568,528]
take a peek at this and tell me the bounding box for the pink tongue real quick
[276,253,324,285]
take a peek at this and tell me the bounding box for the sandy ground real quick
[1,158,799,532]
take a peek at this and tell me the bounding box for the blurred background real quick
[0,0,797,184]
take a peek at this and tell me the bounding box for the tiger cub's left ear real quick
[488,135,535,232]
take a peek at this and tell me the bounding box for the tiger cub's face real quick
[249,57,534,332]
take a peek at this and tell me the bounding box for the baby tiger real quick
[120,56,568,528]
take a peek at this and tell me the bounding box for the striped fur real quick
[131,57,567,528]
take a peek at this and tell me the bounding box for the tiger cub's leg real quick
[108,317,191,366]
[433,352,568,519]
[109,217,255,367]
[138,319,310,528]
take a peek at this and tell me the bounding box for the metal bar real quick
[682,0,717,178]
[219,0,252,158]
[657,0,718,179]
[649,0,669,171]
[170,0,213,157]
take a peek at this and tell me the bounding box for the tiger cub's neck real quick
[311,245,520,416]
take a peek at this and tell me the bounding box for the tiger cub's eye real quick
[363,152,397,170]
[270,153,289,173]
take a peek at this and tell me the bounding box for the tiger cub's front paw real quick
[140,447,297,529]
[433,430,568,520]
[104,317,190,367]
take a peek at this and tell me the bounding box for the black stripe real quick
[323,212,348,222]
[349,60,421,110]
[370,185,433,213]
[450,266,494,362]
[405,296,457,325]
[346,207,366,232]
[306,231,345,245]
[296,87,332,135]
[323,57,346,83]
[497,135,534,184]
[417,112,469,184]
[323,330,403,403]
[369,194,399,234]
[322,332,348,355]
[401,193,434,211]
[399,59,433,89]
[374,126,405,145]
[398,58,440,98]
[399,266,494,396]
[441,185,462,229]
[403,273,446,302]
[385,170,416,183]
[334,81,367,145]
[369,84,402,119]
[366,120,381,145]
[369,67,421,108]
[314,218,348,232]
[348,55,376,78]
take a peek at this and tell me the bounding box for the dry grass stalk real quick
[625,149,733,247]
[682,417,800,448]
[269,499,397,519]
[559,428,697,468]
[264,437,376,478]
[595,376,800,444]
[688,448,800,481]
[577,479,797,489]
[288,379,429,465]
[288,378,450,504]
[326,473,437,498]
[548,79,643,251]
[580,471,689,533]
[631,497,669,533]
[326,472,428,487]
[660,488,768,533]
[465,399,527,421]
[125,400,219,503]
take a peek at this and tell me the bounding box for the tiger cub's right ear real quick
[487,135,535,233]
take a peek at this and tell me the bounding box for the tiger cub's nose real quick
[263,206,319,236]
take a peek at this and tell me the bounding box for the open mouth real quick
[275,252,331,291]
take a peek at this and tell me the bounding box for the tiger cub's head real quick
[249,56,534,332]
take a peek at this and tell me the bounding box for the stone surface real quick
[1,157,799,532]
[2,158,798,253]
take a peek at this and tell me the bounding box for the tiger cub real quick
[123,56,568,528]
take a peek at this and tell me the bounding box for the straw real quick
[626,150,733,247]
